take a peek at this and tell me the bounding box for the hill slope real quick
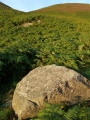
[0,3,90,86]
[0,3,90,119]
[33,3,90,21]
[0,2,13,11]
[36,3,90,12]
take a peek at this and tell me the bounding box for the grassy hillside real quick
[35,3,90,13]
[33,3,90,20]
[0,2,12,10]
[0,2,90,119]
[0,2,90,86]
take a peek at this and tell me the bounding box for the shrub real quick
[31,103,90,120]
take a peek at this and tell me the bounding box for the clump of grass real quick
[0,108,11,120]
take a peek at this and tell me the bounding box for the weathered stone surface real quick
[12,64,90,119]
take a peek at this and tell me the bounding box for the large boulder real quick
[12,64,90,120]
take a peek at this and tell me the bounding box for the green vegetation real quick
[31,103,90,120]
[0,108,14,120]
[0,2,90,119]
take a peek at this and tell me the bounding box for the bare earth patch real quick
[22,22,33,27]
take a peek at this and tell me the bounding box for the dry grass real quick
[36,3,90,13]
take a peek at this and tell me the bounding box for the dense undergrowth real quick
[0,2,90,119]
[31,103,90,120]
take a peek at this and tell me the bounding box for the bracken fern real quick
[31,103,90,120]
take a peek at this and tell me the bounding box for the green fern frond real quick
[79,107,90,120]
[64,106,80,120]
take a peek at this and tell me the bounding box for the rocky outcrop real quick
[12,64,90,120]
